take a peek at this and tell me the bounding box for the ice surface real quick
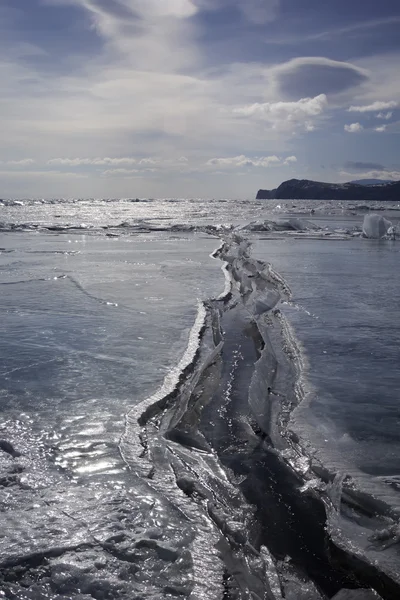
[2,202,400,598]
[243,217,321,232]
[362,214,392,238]
[0,232,224,599]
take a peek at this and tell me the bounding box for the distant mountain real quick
[256,178,400,201]
[350,179,392,186]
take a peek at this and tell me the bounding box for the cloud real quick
[273,57,368,99]
[47,156,192,171]
[138,158,161,166]
[102,168,142,177]
[293,16,400,44]
[0,29,280,166]
[236,0,280,24]
[48,157,138,166]
[1,159,36,166]
[340,170,400,182]
[234,94,327,131]
[375,125,387,132]
[377,111,393,120]
[58,0,200,71]
[132,0,198,19]
[344,161,385,171]
[205,154,296,168]
[194,0,280,23]
[348,101,397,113]
[66,0,199,21]
[344,122,363,133]
[2,1,398,199]
[264,16,400,47]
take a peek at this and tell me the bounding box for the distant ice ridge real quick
[242,217,321,232]
[362,214,395,239]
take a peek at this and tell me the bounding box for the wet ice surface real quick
[252,235,400,591]
[252,236,400,509]
[1,200,400,599]
[0,231,223,599]
[1,196,400,234]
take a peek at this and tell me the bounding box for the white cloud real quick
[60,0,199,21]
[102,168,142,177]
[48,157,138,166]
[340,169,400,181]
[53,0,200,72]
[1,56,272,162]
[138,158,158,165]
[130,0,198,19]
[348,100,397,113]
[375,125,387,132]
[206,154,296,168]
[0,2,310,196]
[377,111,392,120]
[344,122,363,133]
[234,94,328,131]
[47,156,194,172]
[2,158,36,166]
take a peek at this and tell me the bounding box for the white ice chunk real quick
[362,214,392,239]
[277,218,320,231]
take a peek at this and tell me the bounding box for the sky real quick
[1,0,399,198]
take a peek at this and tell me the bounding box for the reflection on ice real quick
[75,424,106,436]
[75,459,123,474]
[0,231,226,598]
[2,214,400,597]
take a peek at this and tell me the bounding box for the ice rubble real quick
[362,214,393,239]
[243,218,321,232]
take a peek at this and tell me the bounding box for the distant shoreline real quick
[256,178,400,201]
